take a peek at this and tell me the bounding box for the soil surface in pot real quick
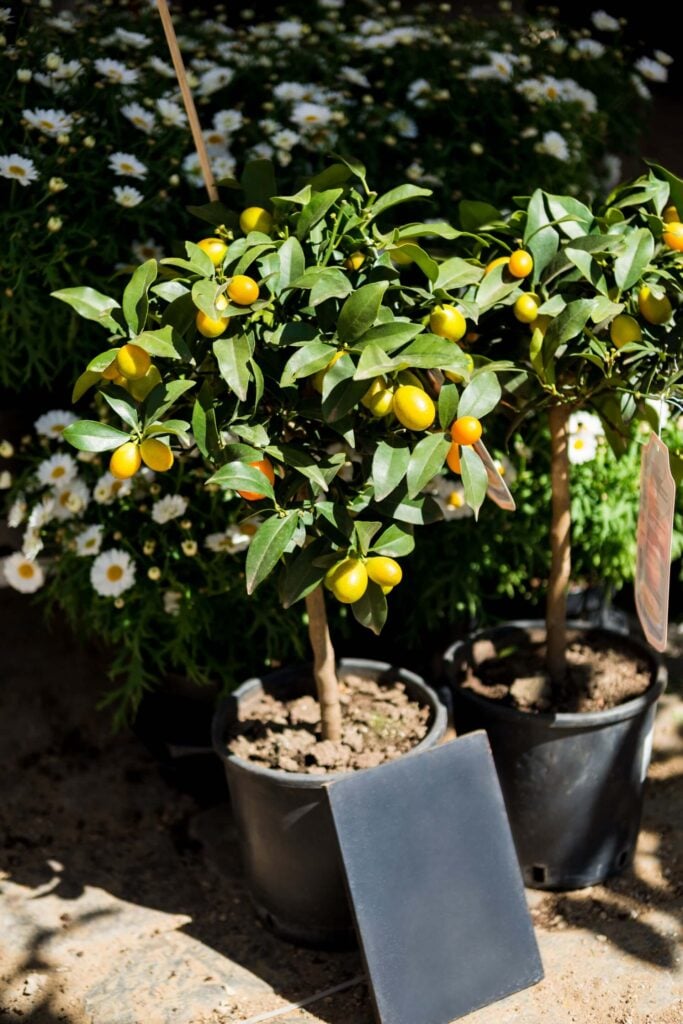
[462,627,652,713]
[226,674,430,773]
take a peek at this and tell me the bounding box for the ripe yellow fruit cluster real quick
[325,556,403,604]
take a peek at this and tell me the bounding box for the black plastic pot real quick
[443,621,666,891]
[212,658,448,948]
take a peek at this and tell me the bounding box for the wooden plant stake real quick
[156,0,218,202]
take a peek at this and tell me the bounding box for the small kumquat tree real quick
[56,158,506,740]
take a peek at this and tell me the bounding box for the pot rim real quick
[443,619,667,730]
[212,657,448,787]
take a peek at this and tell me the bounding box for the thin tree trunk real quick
[546,403,571,686]
[305,585,342,742]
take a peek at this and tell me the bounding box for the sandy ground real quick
[0,587,681,1024]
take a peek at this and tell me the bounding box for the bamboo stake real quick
[156,0,218,202]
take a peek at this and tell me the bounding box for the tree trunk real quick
[546,403,571,686]
[305,585,342,742]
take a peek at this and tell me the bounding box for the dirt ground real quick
[0,587,681,1024]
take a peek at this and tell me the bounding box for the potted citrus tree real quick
[55,157,505,945]
[442,166,683,890]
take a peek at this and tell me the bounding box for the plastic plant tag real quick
[326,731,543,1024]
[473,439,516,511]
[635,433,676,653]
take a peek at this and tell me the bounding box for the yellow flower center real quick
[546,87,558,100]
[447,491,464,508]
[52,466,66,479]
[107,565,124,582]
[18,563,35,579]
[9,165,26,177]
[59,490,71,506]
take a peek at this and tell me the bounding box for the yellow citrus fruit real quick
[450,415,482,446]
[508,250,533,278]
[638,285,672,325]
[237,458,275,501]
[396,369,424,389]
[429,304,467,342]
[197,237,228,266]
[116,343,151,381]
[392,385,435,431]
[140,437,174,472]
[196,294,230,338]
[366,556,402,588]
[128,365,162,401]
[102,359,120,381]
[662,221,683,251]
[610,314,642,349]
[391,242,414,266]
[663,204,680,224]
[227,274,260,305]
[239,207,272,234]
[361,377,386,408]
[445,351,474,384]
[328,558,369,604]
[367,387,394,418]
[484,255,510,275]
[109,441,141,480]
[446,442,461,473]
[313,350,346,393]
[513,293,540,324]
[345,251,365,271]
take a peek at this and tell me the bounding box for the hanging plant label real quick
[473,439,516,511]
[635,433,675,652]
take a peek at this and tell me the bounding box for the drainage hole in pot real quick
[616,849,630,869]
[531,864,547,884]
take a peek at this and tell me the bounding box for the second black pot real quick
[212,658,447,948]
[443,621,666,891]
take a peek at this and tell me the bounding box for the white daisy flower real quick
[568,431,598,464]
[47,13,78,32]
[213,109,244,134]
[535,130,570,162]
[151,494,188,524]
[121,102,155,134]
[113,185,144,208]
[90,549,136,598]
[74,524,104,557]
[3,553,45,594]
[319,0,344,7]
[0,6,13,23]
[156,97,187,127]
[8,495,27,528]
[433,479,475,520]
[114,27,151,48]
[204,523,254,553]
[273,81,309,102]
[387,111,418,139]
[339,67,370,88]
[53,479,90,520]
[407,78,431,105]
[249,141,275,161]
[94,58,139,85]
[197,67,234,96]
[93,471,132,505]
[34,409,77,439]
[148,56,177,78]
[0,154,39,187]
[0,471,11,490]
[602,154,622,191]
[590,10,620,31]
[36,452,78,488]
[17,69,32,82]
[568,411,604,438]
[212,153,236,180]
[52,59,82,82]
[182,152,203,187]
[27,496,55,533]
[108,152,148,179]
[654,50,674,66]
[274,19,305,40]
[163,590,182,616]
[131,238,163,262]
[573,38,606,58]
[290,101,334,131]
[635,56,668,83]
[203,128,229,150]
[272,128,300,151]
[631,74,652,101]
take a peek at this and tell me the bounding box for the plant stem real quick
[305,585,342,742]
[547,402,571,686]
